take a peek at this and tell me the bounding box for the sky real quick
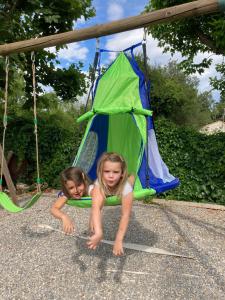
[49,0,223,102]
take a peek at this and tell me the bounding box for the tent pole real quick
[142,29,150,188]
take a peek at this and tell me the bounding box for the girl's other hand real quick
[113,239,124,256]
[87,232,103,250]
[62,215,75,234]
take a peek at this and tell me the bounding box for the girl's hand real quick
[62,215,75,234]
[113,239,124,256]
[87,231,103,250]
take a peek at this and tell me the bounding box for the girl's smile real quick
[65,180,85,199]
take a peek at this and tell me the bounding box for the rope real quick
[0,56,9,191]
[84,37,100,111]
[78,38,100,135]
[31,52,41,193]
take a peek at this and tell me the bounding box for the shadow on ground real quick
[21,206,157,283]
[157,205,225,294]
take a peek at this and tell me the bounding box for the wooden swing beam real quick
[0,0,224,56]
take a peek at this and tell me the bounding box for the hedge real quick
[0,112,85,189]
[1,114,225,204]
[155,118,225,204]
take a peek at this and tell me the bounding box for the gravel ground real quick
[0,193,225,300]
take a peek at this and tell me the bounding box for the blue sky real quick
[49,0,223,101]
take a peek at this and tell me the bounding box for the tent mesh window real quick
[75,131,98,174]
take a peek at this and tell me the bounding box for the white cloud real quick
[39,84,54,93]
[73,16,86,29]
[58,43,89,61]
[194,54,223,100]
[47,43,89,61]
[104,29,182,62]
[46,46,56,54]
[107,2,124,21]
[145,36,183,66]
[105,29,143,61]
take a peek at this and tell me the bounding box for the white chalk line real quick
[105,269,151,275]
[33,224,194,259]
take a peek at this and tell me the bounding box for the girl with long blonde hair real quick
[87,152,134,256]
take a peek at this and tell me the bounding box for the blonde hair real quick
[60,167,91,198]
[97,152,128,198]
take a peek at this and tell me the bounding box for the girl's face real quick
[65,180,85,199]
[102,161,123,189]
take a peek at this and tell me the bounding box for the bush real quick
[0,111,85,189]
[155,118,225,204]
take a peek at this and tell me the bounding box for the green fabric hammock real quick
[0,191,42,213]
[67,188,156,208]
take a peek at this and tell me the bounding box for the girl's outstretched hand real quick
[87,232,102,250]
[62,215,75,234]
[113,239,124,256]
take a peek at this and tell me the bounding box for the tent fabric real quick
[93,53,144,111]
[107,113,143,175]
[73,48,179,202]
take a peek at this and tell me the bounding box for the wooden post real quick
[0,144,17,203]
[0,0,223,56]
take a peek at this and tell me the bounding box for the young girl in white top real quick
[87,152,134,256]
[51,167,93,234]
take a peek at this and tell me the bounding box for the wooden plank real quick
[0,144,17,203]
[0,0,221,56]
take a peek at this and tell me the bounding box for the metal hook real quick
[143,27,147,43]
[96,37,100,51]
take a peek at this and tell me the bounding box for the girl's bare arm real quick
[113,192,133,256]
[51,196,67,219]
[87,186,105,249]
[51,196,74,233]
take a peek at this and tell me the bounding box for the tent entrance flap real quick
[75,113,143,180]
[75,114,108,180]
[107,113,143,175]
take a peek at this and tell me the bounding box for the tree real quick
[144,0,225,97]
[0,0,95,109]
[136,55,213,127]
[212,94,225,120]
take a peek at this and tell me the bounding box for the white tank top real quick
[89,179,132,197]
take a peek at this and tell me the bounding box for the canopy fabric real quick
[93,52,144,111]
[72,46,180,208]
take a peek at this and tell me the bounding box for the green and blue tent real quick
[70,44,179,207]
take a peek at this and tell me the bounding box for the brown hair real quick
[60,167,91,198]
[97,152,128,198]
